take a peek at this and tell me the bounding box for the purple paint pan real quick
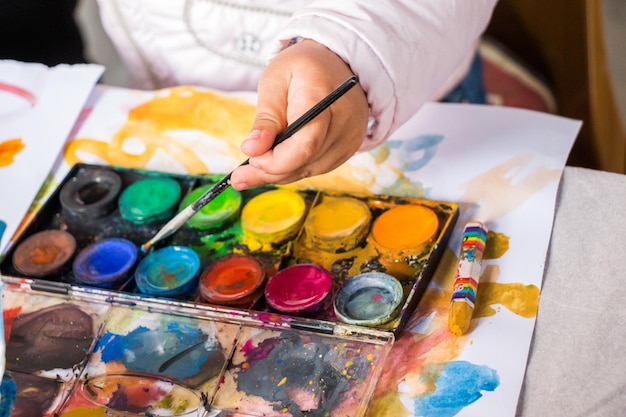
[264,263,332,314]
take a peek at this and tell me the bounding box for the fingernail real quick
[244,129,261,142]
[232,181,249,191]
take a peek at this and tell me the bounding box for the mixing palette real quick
[1,283,392,416]
[0,163,458,416]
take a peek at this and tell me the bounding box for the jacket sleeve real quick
[270,0,498,150]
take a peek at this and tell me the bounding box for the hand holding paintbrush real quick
[141,76,360,253]
[232,39,369,190]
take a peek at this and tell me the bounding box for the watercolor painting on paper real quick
[1,75,581,417]
[51,85,579,417]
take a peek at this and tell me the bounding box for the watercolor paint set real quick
[0,163,458,416]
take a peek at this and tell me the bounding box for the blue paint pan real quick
[73,238,138,288]
[134,246,200,297]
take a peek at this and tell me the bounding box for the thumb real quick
[240,126,279,158]
[241,80,288,157]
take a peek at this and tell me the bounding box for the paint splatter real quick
[412,361,499,417]
[369,241,523,416]
[0,138,25,166]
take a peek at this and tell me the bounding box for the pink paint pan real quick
[264,263,332,314]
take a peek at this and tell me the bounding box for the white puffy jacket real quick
[96,0,497,149]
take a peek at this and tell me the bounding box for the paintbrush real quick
[141,75,359,254]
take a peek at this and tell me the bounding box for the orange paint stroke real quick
[66,122,208,173]
[461,153,562,221]
[64,87,255,174]
[3,305,23,342]
[0,138,25,166]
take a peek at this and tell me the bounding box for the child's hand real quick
[230,39,369,190]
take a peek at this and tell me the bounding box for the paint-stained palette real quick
[0,163,458,416]
[1,283,392,416]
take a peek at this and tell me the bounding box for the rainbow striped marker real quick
[448,221,488,336]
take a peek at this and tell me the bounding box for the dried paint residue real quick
[232,332,377,416]
[80,374,199,415]
[97,322,225,387]
[5,303,94,373]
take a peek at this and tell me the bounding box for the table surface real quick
[516,166,626,416]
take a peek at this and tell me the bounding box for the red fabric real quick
[481,52,554,113]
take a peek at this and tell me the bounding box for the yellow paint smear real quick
[368,391,410,417]
[474,282,540,318]
[0,138,25,166]
[58,408,107,417]
[484,231,510,259]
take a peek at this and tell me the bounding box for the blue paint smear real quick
[386,134,444,172]
[413,361,500,417]
[97,323,208,380]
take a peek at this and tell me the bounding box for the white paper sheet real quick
[0,60,104,253]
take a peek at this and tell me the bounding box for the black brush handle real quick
[192,75,359,211]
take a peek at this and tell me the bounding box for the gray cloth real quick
[516,166,626,417]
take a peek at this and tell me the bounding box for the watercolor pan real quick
[0,163,458,416]
[0,163,458,335]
